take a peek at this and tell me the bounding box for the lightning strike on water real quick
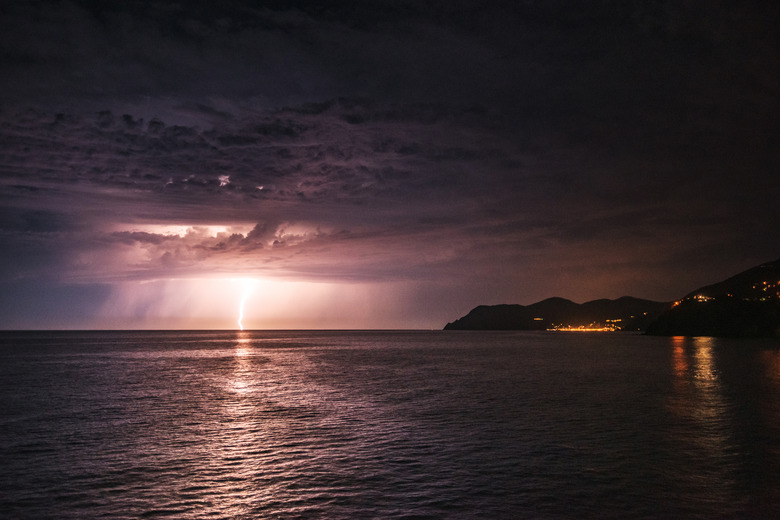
[237,280,256,331]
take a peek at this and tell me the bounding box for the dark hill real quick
[646,259,780,338]
[444,296,668,331]
[645,299,780,338]
[683,258,780,300]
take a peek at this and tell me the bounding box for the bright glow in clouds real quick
[97,277,432,329]
[111,223,252,238]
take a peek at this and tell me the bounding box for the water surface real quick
[1,331,779,518]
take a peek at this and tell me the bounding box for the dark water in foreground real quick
[1,331,779,519]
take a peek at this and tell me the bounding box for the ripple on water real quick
[1,331,779,519]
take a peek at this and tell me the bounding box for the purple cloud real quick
[1,1,778,328]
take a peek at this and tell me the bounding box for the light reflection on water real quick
[668,336,738,504]
[667,335,780,515]
[211,332,259,517]
[761,348,780,379]
[0,331,779,518]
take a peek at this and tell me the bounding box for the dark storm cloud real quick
[1,99,530,212]
[1,0,779,328]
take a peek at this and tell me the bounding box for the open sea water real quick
[1,330,779,519]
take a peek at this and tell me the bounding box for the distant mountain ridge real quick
[444,296,668,331]
[444,258,780,337]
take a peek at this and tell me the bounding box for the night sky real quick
[1,0,778,329]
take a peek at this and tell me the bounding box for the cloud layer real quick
[1,1,778,328]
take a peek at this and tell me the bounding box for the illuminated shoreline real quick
[546,327,619,332]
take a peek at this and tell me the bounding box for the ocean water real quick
[1,331,779,519]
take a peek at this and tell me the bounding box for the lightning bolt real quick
[237,279,256,331]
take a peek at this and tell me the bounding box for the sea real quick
[1,330,779,519]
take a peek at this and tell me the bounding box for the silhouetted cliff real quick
[444,296,668,331]
[645,299,780,338]
[646,259,780,338]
